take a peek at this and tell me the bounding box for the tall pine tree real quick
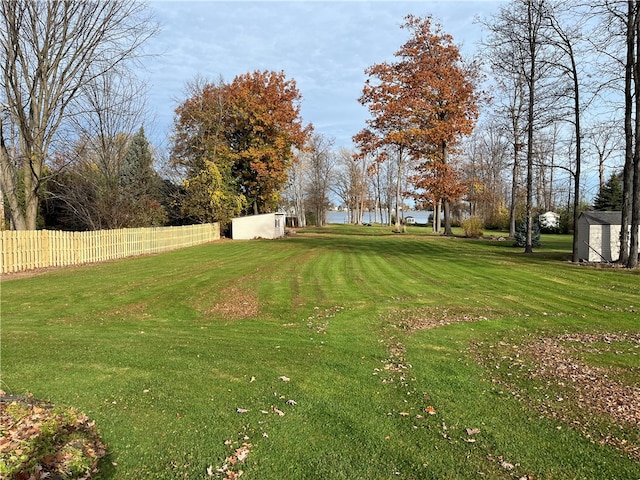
[119,126,167,226]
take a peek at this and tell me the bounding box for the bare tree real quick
[368,157,396,225]
[332,148,369,224]
[461,119,510,227]
[484,0,560,252]
[617,0,639,266]
[284,147,308,228]
[505,75,527,238]
[45,69,151,230]
[0,0,157,230]
[305,134,336,227]
[481,42,527,238]
[542,0,596,262]
[589,1,640,266]
[586,120,622,191]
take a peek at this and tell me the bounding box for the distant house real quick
[231,213,286,240]
[576,211,639,262]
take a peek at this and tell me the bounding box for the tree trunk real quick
[630,147,640,268]
[394,149,404,232]
[443,200,452,235]
[0,150,25,230]
[432,202,437,232]
[620,0,636,264]
[524,0,537,255]
[0,1,156,231]
[570,38,582,263]
[509,145,518,238]
[629,4,640,268]
[442,141,453,236]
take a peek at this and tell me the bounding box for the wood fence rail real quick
[0,223,220,275]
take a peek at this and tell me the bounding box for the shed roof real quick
[580,211,621,226]
[540,211,560,217]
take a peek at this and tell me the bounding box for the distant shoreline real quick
[325,210,433,224]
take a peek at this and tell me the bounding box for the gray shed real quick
[576,211,632,262]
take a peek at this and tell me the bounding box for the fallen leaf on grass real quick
[501,461,514,471]
[236,408,249,414]
[425,406,436,415]
[399,412,410,417]
[235,444,250,463]
[466,428,481,436]
[278,376,290,382]
[213,442,252,479]
[272,406,285,416]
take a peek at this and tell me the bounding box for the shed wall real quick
[576,217,590,261]
[231,213,285,240]
[578,219,631,262]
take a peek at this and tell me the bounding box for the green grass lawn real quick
[2,226,639,479]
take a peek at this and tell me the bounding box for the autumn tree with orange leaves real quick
[355,15,479,234]
[172,71,311,226]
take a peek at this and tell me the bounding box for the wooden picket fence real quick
[0,223,220,275]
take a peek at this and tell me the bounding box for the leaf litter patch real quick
[384,305,509,333]
[0,393,107,480]
[204,285,259,320]
[475,332,640,460]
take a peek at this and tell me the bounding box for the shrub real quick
[484,207,510,231]
[461,216,484,238]
[0,396,107,479]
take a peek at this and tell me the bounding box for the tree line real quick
[0,0,639,267]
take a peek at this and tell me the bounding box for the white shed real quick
[576,211,638,262]
[539,211,560,230]
[231,213,286,240]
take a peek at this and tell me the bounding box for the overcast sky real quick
[142,1,507,151]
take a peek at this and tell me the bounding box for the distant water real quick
[325,210,433,225]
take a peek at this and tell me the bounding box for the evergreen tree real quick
[121,126,155,195]
[593,172,623,211]
[119,126,167,226]
[514,219,540,248]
